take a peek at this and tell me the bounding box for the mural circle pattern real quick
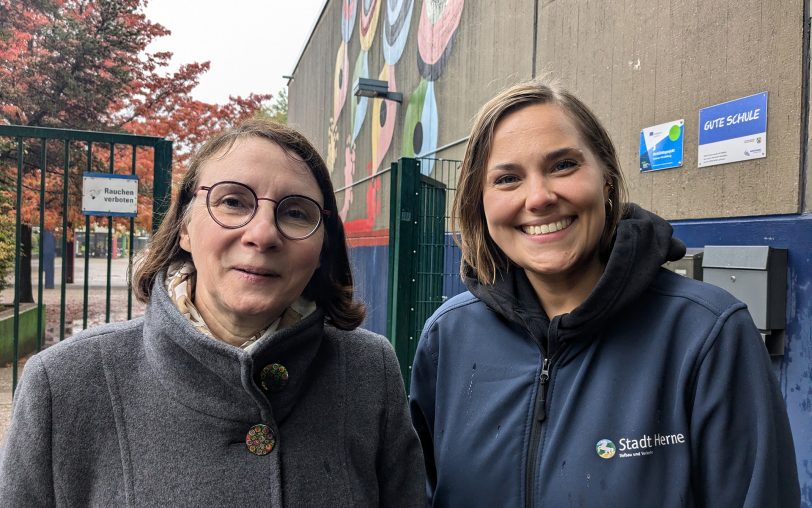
[333,42,349,121]
[372,65,398,173]
[342,0,357,42]
[402,79,438,175]
[417,0,465,81]
[359,0,381,51]
[383,0,414,65]
[350,50,370,142]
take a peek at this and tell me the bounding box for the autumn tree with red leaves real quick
[0,0,271,303]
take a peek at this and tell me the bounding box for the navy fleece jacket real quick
[410,204,799,507]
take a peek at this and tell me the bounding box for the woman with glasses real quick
[0,119,426,506]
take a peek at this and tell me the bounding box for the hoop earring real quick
[607,198,613,212]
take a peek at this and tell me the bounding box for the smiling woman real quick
[0,119,426,506]
[408,78,800,507]
[178,137,326,345]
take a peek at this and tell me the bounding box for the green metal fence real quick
[0,125,172,394]
[387,157,462,389]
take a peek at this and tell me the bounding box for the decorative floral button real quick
[261,363,289,392]
[245,424,276,456]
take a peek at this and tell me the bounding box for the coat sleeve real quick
[408,320,439,505]
[0,354,56,506]
[377,339,427,507]
[689,306,800,507]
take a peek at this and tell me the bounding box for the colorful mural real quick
[341,0,357,43]
[350,50,370,142]
[327,0,464,225]
[370,0,413,175]
[383,0,414,65]
[401,78,437,167]
[372,65,398,173]
[359,0,382,51]
[403,0,464,174]
[333,42,349,122]
[416,0,464,81]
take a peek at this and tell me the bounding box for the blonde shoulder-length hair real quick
[453,78,628,284]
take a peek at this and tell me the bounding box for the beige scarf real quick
[165,261,316,351]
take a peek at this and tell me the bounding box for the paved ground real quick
[0,257,145,446]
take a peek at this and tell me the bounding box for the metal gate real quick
[387,157,464,389]
[0,125,172,393]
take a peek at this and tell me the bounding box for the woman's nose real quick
[524,175,558,211]
[241,202,283,248]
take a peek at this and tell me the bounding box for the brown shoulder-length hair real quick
[454,77,628,284]
[133,118,365,330]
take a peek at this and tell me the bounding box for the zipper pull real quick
[537,358,551,422]
[540,358,551,385]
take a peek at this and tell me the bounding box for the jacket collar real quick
[143,272,325,424]
[465,204,686,350]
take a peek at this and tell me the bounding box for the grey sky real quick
[144,0,326,104]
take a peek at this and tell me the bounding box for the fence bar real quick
[0,124,163,147]
[59,140,69,341]
[36,139,46,351]
[152,140,173,234]
[387,157,421,386]
[128,146,136,320]
[105,144,114,323]
[12,138,24,394]
[83,143,90,328]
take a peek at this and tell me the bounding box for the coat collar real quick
[143,272,326,424]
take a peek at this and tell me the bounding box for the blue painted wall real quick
[671,213,812,504]
[350,235,467,337]
[349,245,389,336]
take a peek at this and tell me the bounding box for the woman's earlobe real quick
[179,226,191,253]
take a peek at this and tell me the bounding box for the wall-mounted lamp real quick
[353,78,403,102]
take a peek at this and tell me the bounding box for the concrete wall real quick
[536,0,804,219]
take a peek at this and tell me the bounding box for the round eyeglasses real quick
[195,181,330,240]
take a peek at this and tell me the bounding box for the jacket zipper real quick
[524,314,566,508]
[524,357,551,508]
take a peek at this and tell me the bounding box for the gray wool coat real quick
[0,274,426,507]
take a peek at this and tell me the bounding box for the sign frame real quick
[82,172,139,217]
[639,119,685,172]
[698,92,768,168]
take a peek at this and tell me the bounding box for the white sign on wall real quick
[82,172,139,217]
[698,92,768,168]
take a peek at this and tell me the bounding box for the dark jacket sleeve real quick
[0,354,56,506]
[689,307,800,507]
[378,338,427,507]
[409,320,439,505]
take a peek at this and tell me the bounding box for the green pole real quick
[36,139,46,351]
[387,157,421,387]
[105,144,114,324]
[12,138,23,395]
[60,140,69,341]
[128,146,136,320]
[152,140,173,233]
[83,143,90,329]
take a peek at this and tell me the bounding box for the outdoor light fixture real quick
[353,78,403,102]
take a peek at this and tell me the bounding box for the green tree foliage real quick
[257,88,287,124]
[0,191,14,303]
